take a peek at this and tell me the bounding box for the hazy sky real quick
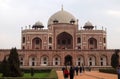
[0,0,120,49]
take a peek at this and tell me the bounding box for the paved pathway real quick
[57,71,117,79]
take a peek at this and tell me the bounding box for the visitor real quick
[88,65,91,71]
[82,65,85,73]
[75,66,79,75]
[79,66,82,74]
[117,65,120,79]
[62,66,65,72]
[69,66,75,79]
[63,67,69,79]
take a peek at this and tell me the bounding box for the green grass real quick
[23,72,49,78]
[49,69,58,78]
[0,73,49,78]
[0,69,58,78]
[0,73,2,77]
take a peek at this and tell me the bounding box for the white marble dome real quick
[48,9,77,25]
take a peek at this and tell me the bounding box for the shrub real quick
[1,48,23,77]
[49,69,58,78]
[21,68,51,73]
[111,49,119,69]
[30,68,34,77]
[99,68,117,74]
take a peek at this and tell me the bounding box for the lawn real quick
[0,72,49,78]
[23,72,49,78]
[0,69,58,78]
[0,73,2,77]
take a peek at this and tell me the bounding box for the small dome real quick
[34,21,43,26]
[84,21,93,26]
[32,21,44,28]
[83,21,94,29]
[48,9,77,26]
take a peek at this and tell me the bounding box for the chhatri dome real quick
[48,7,77,26]
[83,21,94,29]
[32,21,44,29]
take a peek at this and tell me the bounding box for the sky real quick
[0,0,120,49]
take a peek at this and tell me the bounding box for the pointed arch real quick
[64,55,73,66]
[77,37,81,43]
[32,37,42,49]
[88,38,97,49]
[88,55,96,66]
[57,32,73,49]
[100,55,107,66]
[53,55,61,66]
[49,37,52,43]
[19,55,25,66]
[29,55,37,66]
[40,55,49,66]
[76,55,84,66]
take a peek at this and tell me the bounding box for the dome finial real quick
[61,4,63,11]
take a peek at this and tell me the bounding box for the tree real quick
[1,48,23,77]
[111,49,119,69]
[0,62,1,72]
[0,57,10,77]
[30,68,34,77]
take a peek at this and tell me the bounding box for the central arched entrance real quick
[57,32,73,49]
[64,55,73,66]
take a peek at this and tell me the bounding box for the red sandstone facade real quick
[0,8,119,68]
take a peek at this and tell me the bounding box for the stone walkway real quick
[56,71,117,79]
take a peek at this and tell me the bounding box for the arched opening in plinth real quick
[100,55,107,66]
[88,55,96,66]
[64,55,73,66]
[76,55,84,66]
[29,56,37,66]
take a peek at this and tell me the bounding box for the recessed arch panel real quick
[57,32,73,49]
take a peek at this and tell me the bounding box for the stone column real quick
[61,53,64,66]
[37,53,40,66]
[84,53,88,66]
[96,53,100,66]
[49,52,53,66]
[24,52,29,66]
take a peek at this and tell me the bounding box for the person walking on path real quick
[69,66,75,79]
[88,65,91,71]
[62,66,66,79]
[117,65,120,79]
[82,65,85,73]
[63,67,69,79]
[75,66,79,75]
[80,66,82,73]
[62,66,65,72]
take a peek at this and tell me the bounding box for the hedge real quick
[21,68,51,73]
[0,69,58,79]
[99,68,117,74]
